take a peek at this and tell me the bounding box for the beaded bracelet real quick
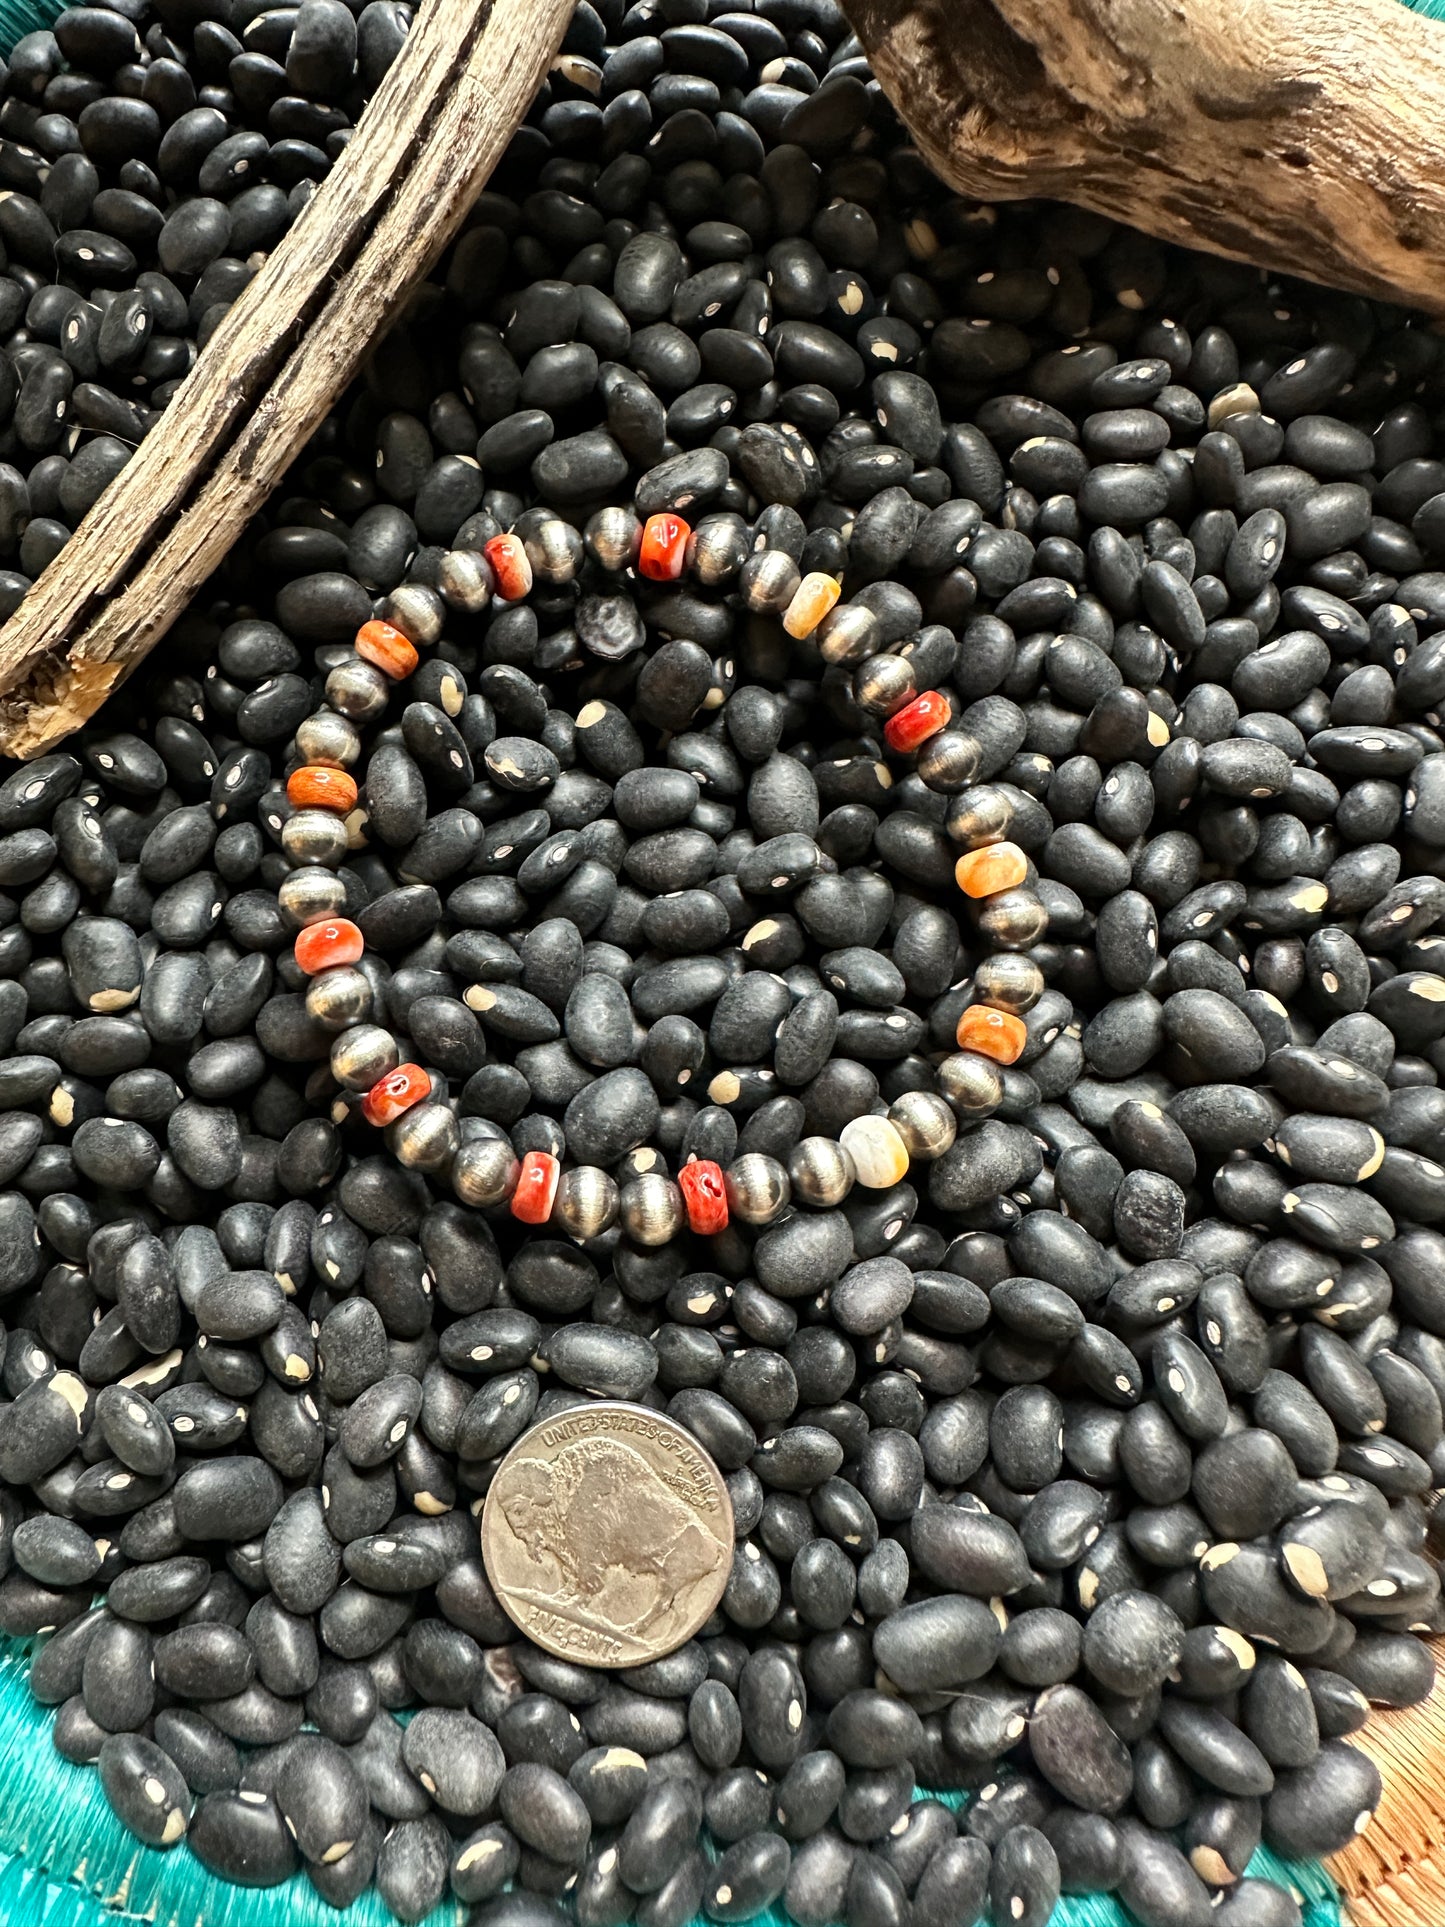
[271,503,1049,1248]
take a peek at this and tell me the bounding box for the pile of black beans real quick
[0,1,1442,1925]
[0,0,400,593]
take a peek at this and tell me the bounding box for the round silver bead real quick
[278,868,347,928]
[331,1024,399,1092]
[687,512,750,586]
[387,1100,460,1172]
[584,505,641,573]
[325,658,390,723]
[553,1165,620,1241]
[976,886,1050,950]
[739,548,801,614]
[438,549,496,614]
[452,1136,521,1208]
[522,516,583,585]
[620,1172,685,1246]
[282,808,349,868]
[294,709,361,768]
[854,653,916,718]
[305,964,373,1030]
[816,601,881,666]
[788,1135,855,1208]
[938,1050,1005,1117]
[916,728,982,793]
[723,1152,792,1226]
[973,952,1046,1016]
[888,1090,957,1162]
[380,582,445,645]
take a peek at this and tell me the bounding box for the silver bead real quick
[853,653,916,718]
[973,952,1046,1016]
[816,601,881,665]
[331,1024,399,1091]
[305,964,373,1030]
[687,512,750,585]
[387,1099,460,1172]
[620,1172,685,1246]
[976,886,1050,950]
[888,1090,957,1161]
[294,709,361,768]
[452,1136,520,1208]
[521,515,583,585]
[723,1152,791,1225]
[584,505,641,573]
[282,808,348,868]
[553,1165,620,1241]
[438,549,495,614]
[739,548,801,614]
[916,729,981,793]
[326,657,390,723]
[938,1050,1004,1117]
[380,583,445,645]
[788,1135,855,1207]
[278,868,347,928]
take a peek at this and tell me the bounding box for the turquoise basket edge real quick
[0,1638,1346,1927]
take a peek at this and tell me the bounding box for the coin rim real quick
[479,1398,736,1669]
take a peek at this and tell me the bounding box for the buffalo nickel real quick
[480,1401,735,1666]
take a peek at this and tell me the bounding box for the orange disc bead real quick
[955,841,1028,898]
[782,572,842,639]
[361,1062,431,1127]
[639,512,691,581]
[355,619,419,681]
[884,690,952,755]
[511,1150,561,1224]
[294,917,364,976]
[484,533,534,601]
[955,1005,1028,1064]
[287,765,359,813]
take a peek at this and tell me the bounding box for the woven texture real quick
[0,1639,1346,1927]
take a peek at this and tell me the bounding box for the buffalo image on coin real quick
[481,1401,734,1666]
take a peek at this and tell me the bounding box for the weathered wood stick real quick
[0,0,574,758]
[842,0,1445,313]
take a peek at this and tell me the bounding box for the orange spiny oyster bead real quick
[484,533,534,601]
[884,690,952,755]
[511,1150,561,1224]
[955,1005,1028,1064]
[294,917,364,976]
[782,572,842,639]
[678,1158,728,1234]
[287,765,359,813]
[355,620,419,681]
[955,841,1028,898]
[639,512,691,581]
[361,1062,431,1126]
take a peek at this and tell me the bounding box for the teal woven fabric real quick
[0,1637,1346,1927]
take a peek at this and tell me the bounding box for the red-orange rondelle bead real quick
[511,1150,561,1224]
[294,917,364,977]
[639,512,691,581]
[884,690,952,755]
[484,533,534,601]
[955,1005,1028,1064]
[355,620,419,681]
[287,765,359,813]
[678,1159,728,1235]
[361,1062,431,1127]
[955,841,1028,898]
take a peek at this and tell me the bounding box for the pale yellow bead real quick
[839,1115,910,1189]
[781,571,842,640]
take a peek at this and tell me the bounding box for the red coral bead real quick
[484,533,534,602]
[639,512,690,582]
[294,917,364,977]
[678,1158,729,1235]
[884,690,952,754]
[511,1150,561,1224]
[287,765,359,812]
[355,619,419,681]
[361,1062,430,1127]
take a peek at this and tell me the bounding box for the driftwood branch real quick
[843,0,1445,314]
[0,0,574,759]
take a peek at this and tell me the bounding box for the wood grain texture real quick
[0,0,574,758]
[842,0,1445,311]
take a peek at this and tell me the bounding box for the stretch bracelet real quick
[269,509,1051,1245]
